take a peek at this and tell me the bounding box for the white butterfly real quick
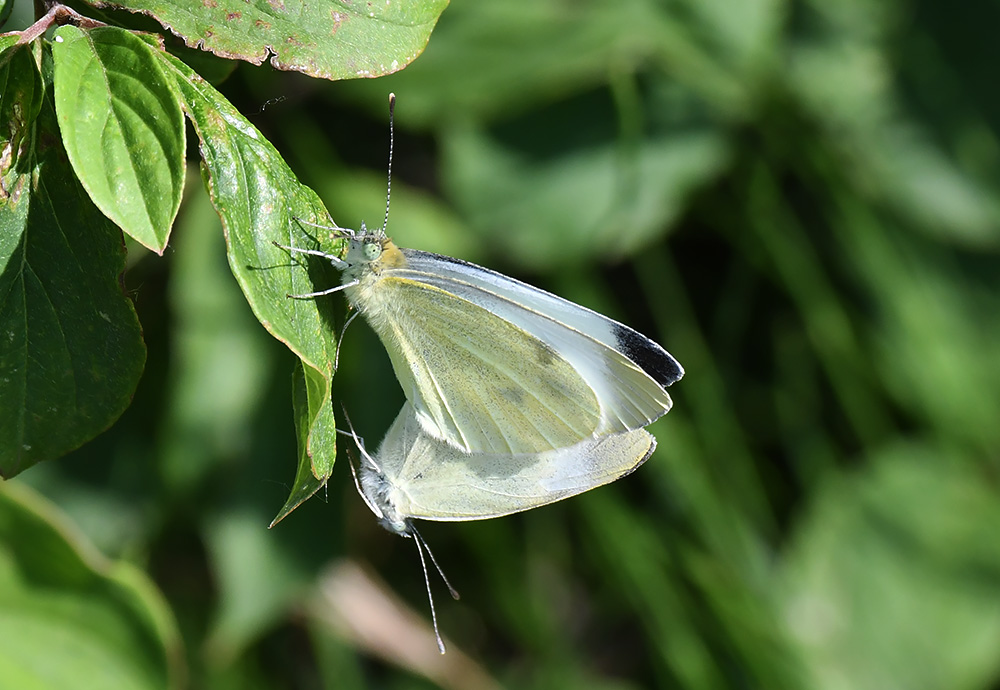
[281,94,683,456]
[357,402,656,533]
[348,402,656,653]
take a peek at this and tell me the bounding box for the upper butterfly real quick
[279,94,684,455]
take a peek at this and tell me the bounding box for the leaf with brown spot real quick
[84,0,450,80]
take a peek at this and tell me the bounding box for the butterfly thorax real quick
[359,464,411,537]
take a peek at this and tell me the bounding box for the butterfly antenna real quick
[411,528,447,654]
[412,526,460,600]
[338,405,381,473]
[380,93,396,238]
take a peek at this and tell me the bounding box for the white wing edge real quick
[376,403,658,522]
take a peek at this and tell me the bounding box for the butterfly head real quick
[342,222,384,264]
[342,407,412,538]
[342,223,405,276]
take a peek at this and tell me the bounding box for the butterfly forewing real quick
[356,275,604,454]
[387,250,680,439]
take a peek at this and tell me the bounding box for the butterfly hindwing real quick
[373,404,656,521]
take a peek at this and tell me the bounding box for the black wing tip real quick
[613,325,685,388]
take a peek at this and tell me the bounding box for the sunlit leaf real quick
[89,0,449,80]
[52,25,185,253]
[153,48,338,517]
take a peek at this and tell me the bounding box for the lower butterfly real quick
[347,402,655,653]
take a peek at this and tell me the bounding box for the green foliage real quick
[86,0,449,80]
[2,0,1000,688]
[0,42,145,478]
[0,481,182,688]
[0,0,449,496]
[160,46,340,515]
[781,446,1000,690]
[53,25,185,253]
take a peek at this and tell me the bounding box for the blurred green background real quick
[10,0,1000,687]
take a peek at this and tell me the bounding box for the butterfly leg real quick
[272,241,347,268]
[285,279,359,300]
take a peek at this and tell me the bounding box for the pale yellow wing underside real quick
[376,403,656,521]
[363,276,602,455]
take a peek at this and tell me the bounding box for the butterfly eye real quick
[363,242,381,262]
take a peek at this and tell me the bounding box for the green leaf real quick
[90,0,449,81]
[154,49,338,517]
[579,488,728,688]
[0,31,19,53]
[203,506,313,664]
[0,481,183,689]
[0,43,43,184]
[786,9,1000,247]
[0,44,146,478]
[52,24,185,254]
[337,0,756,125]
[444,121,729,269]
[271,361,338,525]
[781,446,1000,690]
[836,207,1000,451]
